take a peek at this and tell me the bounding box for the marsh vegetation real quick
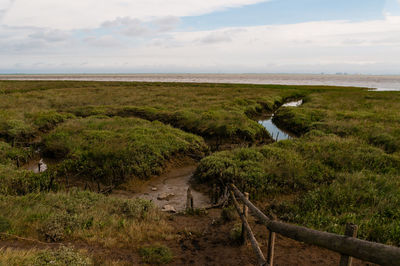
[0,80,399,264]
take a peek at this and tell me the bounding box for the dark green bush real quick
[368,132,399,154]
[139,245,173,265]
[34,246,92,265]
[0,216,11,233]
[0,165,56,195]
[27,111,73,131]
[221,206,237,222]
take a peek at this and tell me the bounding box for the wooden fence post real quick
[267,229,276,265]
[186,187,194,211]
[339,223,358,266]
[241,192,249,245]
[267,214,277,266]
[212,184,217,204]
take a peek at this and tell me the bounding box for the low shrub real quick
[27,111,73,131]
[221,206,237,222]
[139,245,174,265]
[38,213,81,242]
[229,223,243,244]
[0,216,11,233]
[34,246,93,266]
[0,165,56,195]
[0,247,92,266]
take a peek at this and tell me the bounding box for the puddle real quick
[24,158,48,173]
[258,99,302,141]
[282,99,303,107]
[113,165,210,212]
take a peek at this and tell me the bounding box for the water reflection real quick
[258,100,302,141]
[282,99,303,107]
[259,116,293,141]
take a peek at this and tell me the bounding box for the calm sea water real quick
[1,74,400,91]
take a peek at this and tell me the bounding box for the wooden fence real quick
[229,184,400,266]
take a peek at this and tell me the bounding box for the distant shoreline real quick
[1,73,399,91]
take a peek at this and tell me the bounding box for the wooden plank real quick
[231,184,400,266]
[231,191,267,266]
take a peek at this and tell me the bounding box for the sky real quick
[1,0,400,74]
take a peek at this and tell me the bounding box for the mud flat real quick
[113,165,210,212]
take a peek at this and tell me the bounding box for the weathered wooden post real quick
[212,184,217,204]
[216,186,221,204]
[241,192,249,245]
[339,223,358,266]
[186,187,194,211]
[267,227,276,265]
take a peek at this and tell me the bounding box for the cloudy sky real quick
[1,0,400,74]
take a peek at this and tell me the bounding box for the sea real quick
[1,73,400,91]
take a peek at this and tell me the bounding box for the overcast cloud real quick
[0,0,400,74]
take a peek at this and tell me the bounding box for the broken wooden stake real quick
[186,187,194,211]
[339,223,358,266]
[241,192,249,245]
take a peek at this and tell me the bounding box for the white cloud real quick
[1,11,400,74]
[84,35,122,47]
[102,16,181,37]
[1,0,269,30]
[29,29,71,42]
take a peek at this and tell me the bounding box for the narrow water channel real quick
[258,99,303,141]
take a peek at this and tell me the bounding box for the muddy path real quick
[112,163,211,212]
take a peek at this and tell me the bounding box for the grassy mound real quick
[43,116,208,186]
[195,134,399,195]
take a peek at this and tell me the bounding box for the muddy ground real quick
[0,208,376,266]
[1,162,377,265]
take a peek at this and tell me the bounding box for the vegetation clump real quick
[43,116,208,186]
[139,244,174,265]
[0,247,93,266]
[0,190,171,246]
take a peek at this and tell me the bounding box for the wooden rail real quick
[230,184,400,266]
